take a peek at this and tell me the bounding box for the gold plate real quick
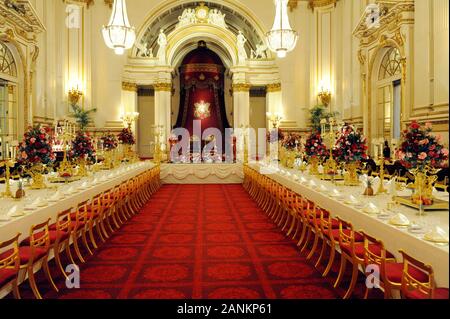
[48,176,82,183]
[423,234,449,244]
[320,175,345,181]
[395,196,449,211]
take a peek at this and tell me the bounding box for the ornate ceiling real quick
[288,0,339,11]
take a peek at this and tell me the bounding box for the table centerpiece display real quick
[281,132,301,168]
[71,131,96,177]
[267,128,284,163]
[101,132,118,169]
[17,125,55,189]
[395,121,449,211]
[333,124,368,186]
[304,131,328,175]
[118,127,136,161]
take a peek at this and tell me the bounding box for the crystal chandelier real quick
[102,0,135,55]
[266,0,298,58]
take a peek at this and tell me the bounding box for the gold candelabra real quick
[377,155,387,194]
[266,112,283,129]
[1,159,14,198]
[58,129,75,178]
[68,87,83,105]
[152,125,164,164]
[121,111,140,129]
[320,117,338,182]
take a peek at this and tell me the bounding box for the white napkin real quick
[364,202,379,214]
[319,185,328,193]
[309,180,317,188]
[318,165,324,174]
[345,195,359,205]
[359,174,368,184]
[79,181,89,190]
[424,226,449,242]
[25,198,41,210]
[64,186,75,195]
[387,178,397,197]
[7,206,22,217]
[372,177,381,194]
[49,191,62,202]
[331,189,342,198]
[389,213,410,226]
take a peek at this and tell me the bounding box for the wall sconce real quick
[266,112,283,128]
[68,86,83,105]
[121,111,140,129]
[318,81,331,106]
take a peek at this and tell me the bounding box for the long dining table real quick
[248,162,449,287]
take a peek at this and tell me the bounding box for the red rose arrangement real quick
[101,133,118,150]
[70,131,96,162]
[333,125,368,163]
[304,131,328,161]
[118,128,136,145]
[17,125,55,165]
[396,121,448,169]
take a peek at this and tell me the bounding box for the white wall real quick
[26,0,449,142]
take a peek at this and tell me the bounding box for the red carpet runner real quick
[21,184,352,299]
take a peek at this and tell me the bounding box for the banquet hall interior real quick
[0,0,449,300]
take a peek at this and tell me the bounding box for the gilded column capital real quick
[232,83,251,93]
[154,82,172,92]
[122,81,138,92]
[266,83,282,93]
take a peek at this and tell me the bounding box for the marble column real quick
[154,82,172,152]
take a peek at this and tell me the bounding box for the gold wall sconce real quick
[318,81,332,106]
[68,87,83,105]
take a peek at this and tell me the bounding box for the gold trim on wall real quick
[154,82,172,92]
[266,83,282,93]
[232,83,251,92]
[122,81,138,92]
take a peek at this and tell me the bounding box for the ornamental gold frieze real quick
[154,82,172,92]
[180,64,224,74]
[232,83,251,92]
[122,81,138,92]
[266,83,282,93]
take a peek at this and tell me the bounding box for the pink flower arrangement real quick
[118,128,136,145]
[305,132,328,161]
[333,125,368,163]
[396,121,448,168]
[70,131,96,162]
[17,125,54,165]
[101,133,118,150]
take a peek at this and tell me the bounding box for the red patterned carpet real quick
[17,184,369,299]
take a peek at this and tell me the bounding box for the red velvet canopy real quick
[174,41,230,150]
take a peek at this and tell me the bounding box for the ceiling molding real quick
[288,0,339,11]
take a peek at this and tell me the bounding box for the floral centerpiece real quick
[101,133,118,150]
[395,121,448,206]
[70,131,96,162]
[267,128,284,144]
[17,125,54,189]
[396,121,448,169]
[333,125,368,185]
[304,131,328,175]
[282,132,301,151]
[17,125,54,165]
[118,128,136,145]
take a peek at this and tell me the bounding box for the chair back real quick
[0,233,20,273]
[399,250,434,299]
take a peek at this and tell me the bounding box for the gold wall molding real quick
[122,81,138,92]
[266,83,282,93]
[62,0,94,8]
[154,82,172,92]
[288,0,339,11]
[232,83,251,92]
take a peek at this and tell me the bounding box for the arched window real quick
[378,47,401,80]
[0,42,17,78]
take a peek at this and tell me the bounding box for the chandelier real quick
[194,101,211,120]
[102,0,135,55]
[266,0,298,58]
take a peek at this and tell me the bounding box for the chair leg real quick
[72,232,86,263]
[81,230,94,256]
[65,241,76,265]
[322,244,335,277]
[300,228,312,253]
[54,243,69,279]
[306,231,319,260]
[334,256,347,288]
[12,279,21,299]
[27,266,42,299]
[42,258,59,292]
[343,263,359,299]
[88,223,99,249]
[297,222,307,247]
[95,222,106,243]
[315,238,326,268]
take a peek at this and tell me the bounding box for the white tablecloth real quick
[160,163,243,184]
[248,162,449,287]
[0,161,155,244]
